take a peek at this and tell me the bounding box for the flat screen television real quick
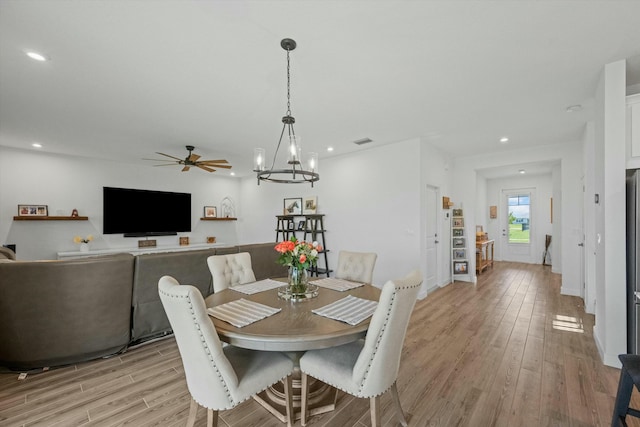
[103,186,191,236]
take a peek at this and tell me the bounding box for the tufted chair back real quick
[207,252,256,293]
[335,251,378,284]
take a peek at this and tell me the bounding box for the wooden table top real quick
[205,282,381,352]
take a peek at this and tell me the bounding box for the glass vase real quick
[288,265,309,295]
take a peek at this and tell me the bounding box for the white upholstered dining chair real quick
[158,275,295,427]
[299,270,422,427]
[207,252,256,293]
[334,250,378,284]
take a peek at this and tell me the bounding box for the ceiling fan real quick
[146,145,232,173]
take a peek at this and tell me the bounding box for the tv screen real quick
[103,187,191,236]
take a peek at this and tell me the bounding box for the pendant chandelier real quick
[254,38,319,186]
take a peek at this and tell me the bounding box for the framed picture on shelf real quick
[453,249,466,259]
[303,196,317,214]
[297,220,306,230]
[453,261,468,274]
[452,208,463,217]
[283,197,302,216]
[288,219,295,230]
[452,217,464,227]
[18,204,48,217]
[452,228,464,237]
[204,206,217,218]
[453,237,465,248]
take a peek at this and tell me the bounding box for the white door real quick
[501,189,535,263]
[426,185,439,289]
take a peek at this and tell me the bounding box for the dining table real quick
[205,279,381,424]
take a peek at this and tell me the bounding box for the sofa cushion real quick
[237,242,287,280]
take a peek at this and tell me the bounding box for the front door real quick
[426,185,439,289]
[501,189,534,263]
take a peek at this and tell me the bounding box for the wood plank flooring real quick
[0,261,636,426]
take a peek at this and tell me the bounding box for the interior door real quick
[501,189,534,263]
[426,185,439,289]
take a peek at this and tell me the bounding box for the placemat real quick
[230,279,284,295]
[312,295,378,325]
[313,277,364,291]
[207,298,281,328]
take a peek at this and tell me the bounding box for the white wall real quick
[475,175,488,233]
[485,174,553,264]
[0,147,241,260]
[583,122,597,314]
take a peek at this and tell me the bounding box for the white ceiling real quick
[1,1,640,178]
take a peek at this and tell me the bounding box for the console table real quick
[57,242,226,260]
[476,239,495,275]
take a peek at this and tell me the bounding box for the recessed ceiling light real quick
[519,169,526,174]
[25,51,48,62]
[31,142,42,148]
[500,137,509,144]
[327,146,334,152]
[230,172,235,176]
[566,104,583,113]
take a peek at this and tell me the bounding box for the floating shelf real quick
[13,216,89,221]
[200,217,237,221]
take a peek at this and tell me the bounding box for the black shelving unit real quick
[275,214,331,277]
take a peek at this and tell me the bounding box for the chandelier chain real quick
[286,48,291,116]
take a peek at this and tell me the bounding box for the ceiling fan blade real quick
[198,162,232,169]
[197,159,228,164]
[182,166,190,172]
[197,164,216,172]
[188,154,201,162]
[156,152,184,161]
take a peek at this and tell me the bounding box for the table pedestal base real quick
[252,371,337,424]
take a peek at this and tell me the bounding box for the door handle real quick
[578,243,584,247]
[435,240,439,244]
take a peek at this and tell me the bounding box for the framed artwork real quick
[452,228,464,237]
[283,197,302,216]
[297,220,306,230]
[453,249,466,259]
[453,237,465,248]
[303,196,317,214]
[204,206,217,218]
[452,208,463,217]
[490,205,497,219]
[453,261,468,274]
[288,219,295,230]
[179,236,189,246]
[452,218,464,227]
[18,204,48,216]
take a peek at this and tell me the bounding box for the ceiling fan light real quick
[254,148,266,171]
[307,152,318,172]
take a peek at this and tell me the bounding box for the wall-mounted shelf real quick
[13,216,89,221]
[200,217,237,221]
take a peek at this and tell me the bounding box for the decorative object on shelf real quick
[220,197,236,218]
[179,236,189,246]
[452,208,463,217]
[138,239,157,248]
[145,145,231,173]
[18,204,48,217]
[453,249,467,259]
[453,261,468,274]
[453,237,465,248]
[73,235,93,252]
[283,197,302,216]
[253,38,319,186]
[452,217,464,227]
[71,209,79,217]
[297,220,306,230]
[490,205,497,219]
[204,206,217,218]
[274,237,321,300]
[303,196,317,214]
[452,228,464,237]
[207,236,216,244]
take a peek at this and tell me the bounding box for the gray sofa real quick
[0,242,286,370]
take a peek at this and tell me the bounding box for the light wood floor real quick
[1,261,637,426]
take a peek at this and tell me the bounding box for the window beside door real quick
[508,194,530,244]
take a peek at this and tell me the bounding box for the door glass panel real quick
[508,194,530,243]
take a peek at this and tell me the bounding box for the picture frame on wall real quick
[453,249,467,259]
[453,237,465,248]
[452,208,463,217]
[452,218,464,227]
[283,197,302,216]
[204,206,217,218]
[303,196,317,214]
[18,204,48,217]
[453,261,468,274]
[452,228,464,237]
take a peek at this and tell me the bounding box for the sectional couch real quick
[0,242,286,370]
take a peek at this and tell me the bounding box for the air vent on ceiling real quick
[353,138,372,146]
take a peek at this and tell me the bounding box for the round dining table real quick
[205,281,381,425]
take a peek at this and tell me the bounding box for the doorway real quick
[501,189,535,263]
[426,185,439,289]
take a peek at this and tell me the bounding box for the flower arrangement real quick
[274,237,321,270]
[73,235,93,244]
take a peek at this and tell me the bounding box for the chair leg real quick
[370,395,381,427]
[612,366,634,427]
[187,398,198,427]
[207,408,218,427]
[390,382,408,427]
[283,375,294,427]
[301,372,310,426]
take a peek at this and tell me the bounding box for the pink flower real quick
[299,254,307,264]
